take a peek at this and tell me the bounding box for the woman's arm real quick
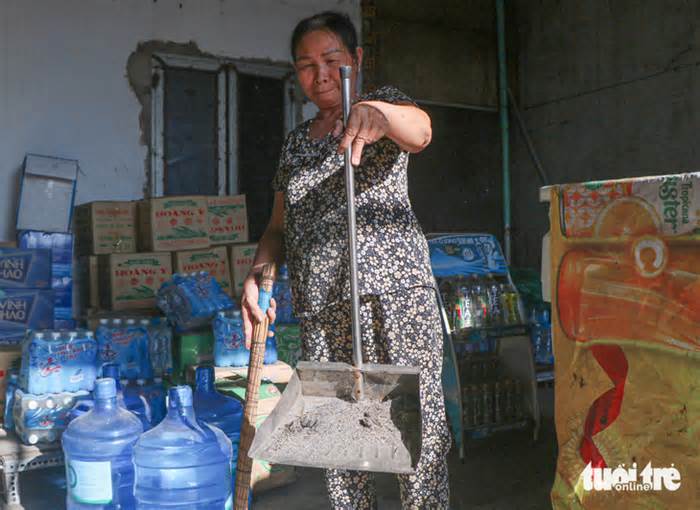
[240,191,285,343]
[337,102,432,165]
[360,101,432,153]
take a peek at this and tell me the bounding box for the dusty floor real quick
[19,387,557,509]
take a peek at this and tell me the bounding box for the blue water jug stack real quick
[133,385,233,509]
[62,378,143,509]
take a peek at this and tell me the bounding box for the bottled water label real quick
[67,459,113,504]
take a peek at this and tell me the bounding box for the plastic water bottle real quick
[3,372,18,430]
[272,265,297,324]
[148,377,167,426]
[96,319,148,380]
[530,309,544,363]
[213,310,249,367]
[146,319,173,378]
[192,366,244,492]
[133,385,232,509]
[484,274,502,326]
[264,323,278,365]
[541,308,554,365]
[62,378,143,509]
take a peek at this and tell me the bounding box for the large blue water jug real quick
[193,366,243,467]
[68,364,151,430]
[62,378,143,509]
[213,309,249,367]
[133,385,232,509]
[123,378,153,430]
[106,364,152,431]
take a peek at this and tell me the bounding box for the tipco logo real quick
[582,462,681,492]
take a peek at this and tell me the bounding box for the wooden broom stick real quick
[234,263,276,509]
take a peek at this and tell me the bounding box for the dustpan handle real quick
[340,66,364,381]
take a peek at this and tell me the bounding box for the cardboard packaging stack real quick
[0,248,54,343]
[76,194,253,319]
[18,231,75,328]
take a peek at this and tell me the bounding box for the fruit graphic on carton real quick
[549,173,700,510]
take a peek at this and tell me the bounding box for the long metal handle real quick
[340,66,364,399]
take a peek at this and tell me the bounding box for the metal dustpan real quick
[249,66,422,474]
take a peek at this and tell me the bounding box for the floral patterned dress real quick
[272,86,451,509]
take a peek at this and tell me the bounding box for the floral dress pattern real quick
[272,86,450,509]
[272,86,436,319]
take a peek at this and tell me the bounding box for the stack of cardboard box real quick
[17,231,76,329]
[76,194,257,317]
[0,247,54,343]
[75,195,258,382]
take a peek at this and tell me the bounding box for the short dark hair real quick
[291,11,358,60]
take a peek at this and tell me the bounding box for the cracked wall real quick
[0,0,359,240]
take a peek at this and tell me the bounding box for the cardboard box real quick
[0,289,54,344]
[215,375,285,423]
[229,243,258,297]
[18,231,75,327]
[138,196,210,252]
[0,345,21,423]
[173,247,232,295]
[98,252,172,311]
[213,360,293,385]
[76,255,99,313]
[207,195,248,245]
[75,201,137,255]
[16,154,78,233]
[0,248,52,289]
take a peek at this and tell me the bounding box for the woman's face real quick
[294,29,362,111]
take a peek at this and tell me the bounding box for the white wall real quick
[0,0,359,240]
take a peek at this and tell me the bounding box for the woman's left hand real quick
[335,103,389,166]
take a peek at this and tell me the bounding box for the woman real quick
[241,11,451,509]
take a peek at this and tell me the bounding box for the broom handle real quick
[340,66,365,401]
[234,263,276,510]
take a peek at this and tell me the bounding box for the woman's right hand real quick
[240,272,276,349]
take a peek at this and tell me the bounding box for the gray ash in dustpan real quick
[266,397,408,464]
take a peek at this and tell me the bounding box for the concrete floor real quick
[19,387,557,509]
